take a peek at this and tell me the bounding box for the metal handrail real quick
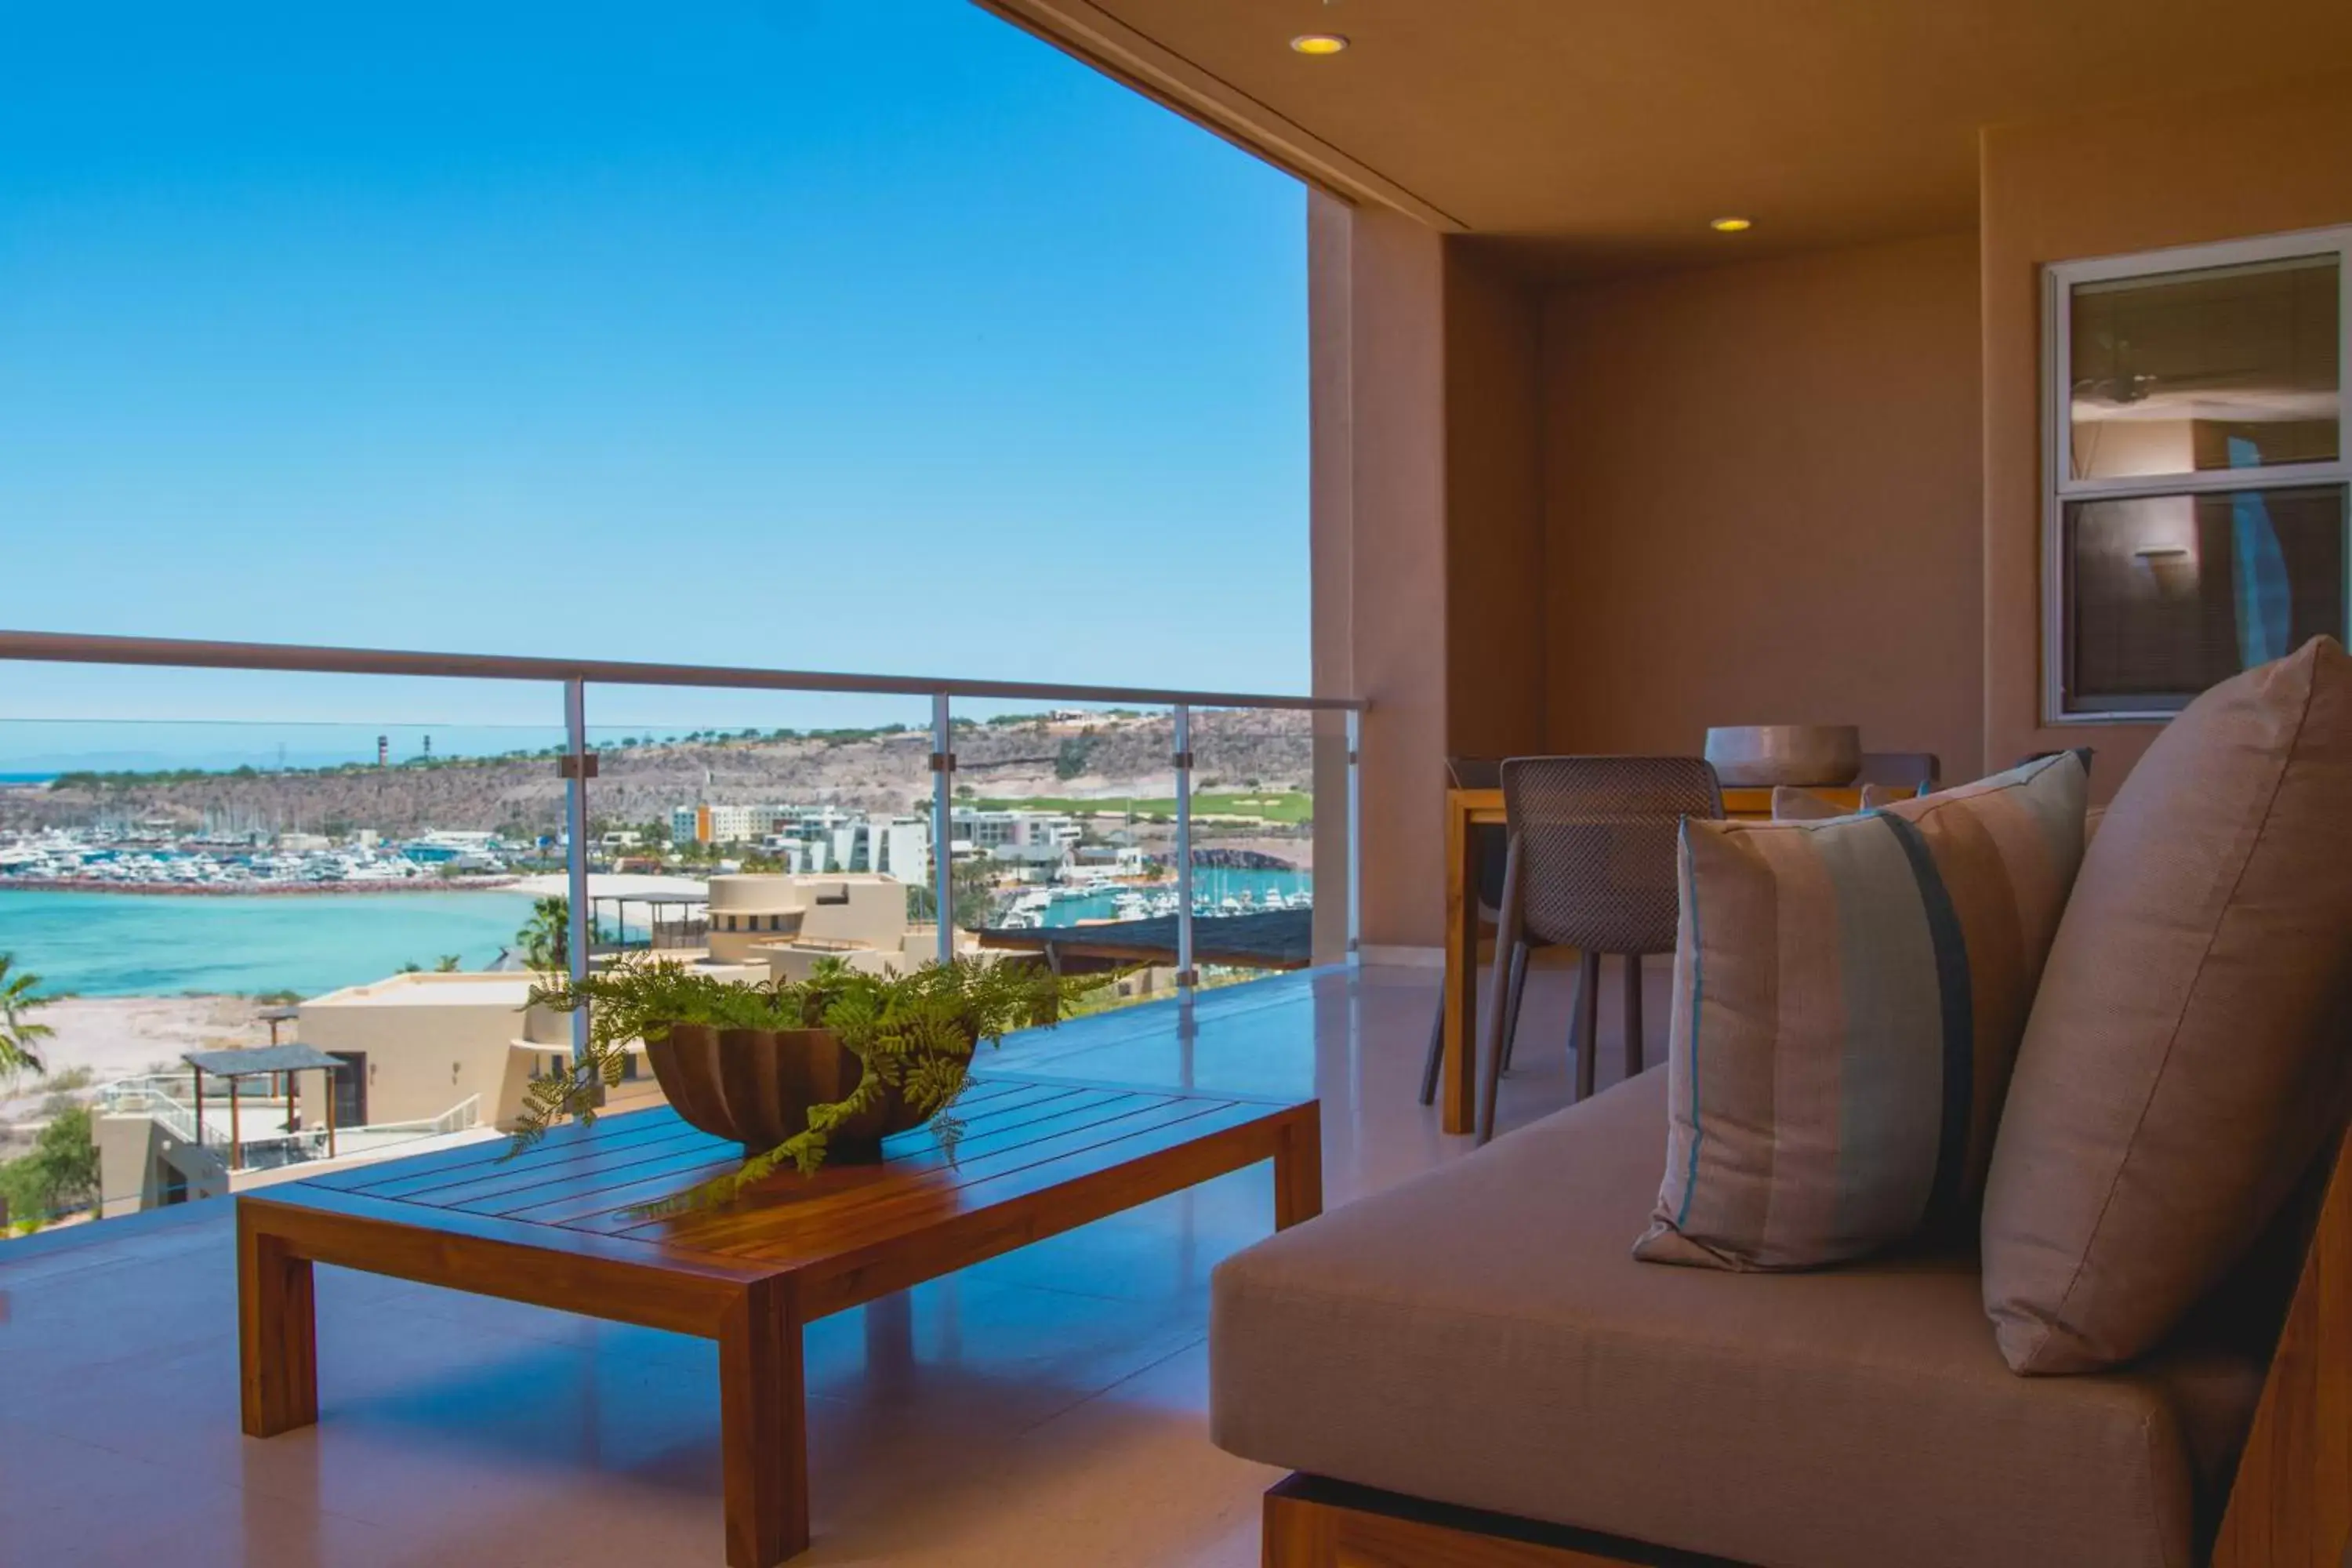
[0,630,1364,713]
[96,1076,231,1148]
[5,629,1368,1022]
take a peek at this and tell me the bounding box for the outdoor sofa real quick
[1211,644,2351,1568]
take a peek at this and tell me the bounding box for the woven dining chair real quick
[1478,755,1723,1144]
[1418,758,1549,1105]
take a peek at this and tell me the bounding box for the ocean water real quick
[0,888,539,998]
[0,866,1314,1000]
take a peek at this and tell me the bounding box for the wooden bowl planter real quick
[649,1023,937,1160]
[511,955,1102,1203]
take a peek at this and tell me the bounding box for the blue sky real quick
[0,0,1306,753]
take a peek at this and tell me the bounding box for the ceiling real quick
[982,0,2352,278]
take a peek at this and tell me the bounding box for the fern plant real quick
[511,955,1103,1212]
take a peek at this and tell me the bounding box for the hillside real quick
[2,710,1322,839]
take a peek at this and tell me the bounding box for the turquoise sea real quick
[0,889,539,998]
[0,866,1312,1000]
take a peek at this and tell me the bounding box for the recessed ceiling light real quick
[1290,34,1349,56]
[1709,216,1754,233]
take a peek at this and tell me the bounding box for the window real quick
[2045,228,2349,719]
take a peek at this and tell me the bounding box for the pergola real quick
[589,890,710,956]
[183,1045,347,1171]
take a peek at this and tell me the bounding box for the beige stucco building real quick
[705,872,967,981]
[288,971,667,1134]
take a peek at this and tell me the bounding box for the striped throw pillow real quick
[1635,751,2089,1271]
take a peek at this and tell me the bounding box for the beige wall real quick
[1310,197,1556,949]
[1980,68,2352,797]
[1443,241,1549,763]
[1540,231,1986,778]
[1317,74,2352,938]
[1308,194,1356,964]
[1312,195,1452,951]
[296,975,551,1131]
[1316,218,1985,944]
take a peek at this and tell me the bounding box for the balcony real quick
[0,960,1606,1566]
[7,2,2350,1562]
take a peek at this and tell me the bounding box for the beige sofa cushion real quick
[1212,1068,2261,1568]
[1983,635,2352,1374]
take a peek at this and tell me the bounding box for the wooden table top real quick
[260,1075,1315,1311]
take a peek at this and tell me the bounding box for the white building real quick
[753,810,931,888]
[674,802,787,845]
[952,808,1080,873]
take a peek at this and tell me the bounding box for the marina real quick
[0,826,518,891]
[987,866,1312,929]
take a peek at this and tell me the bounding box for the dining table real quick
[1432,782,1881,1135]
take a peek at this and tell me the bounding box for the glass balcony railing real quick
[0,632,1361,1243]
[0,688,581,1232]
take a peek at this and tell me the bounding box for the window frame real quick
[2042,224,2352,723]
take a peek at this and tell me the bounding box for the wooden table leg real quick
[1274,1103,1324,1229]
[719,1279,808,1568]
[238,1204,318,1438]
[1442,797,1479,1135]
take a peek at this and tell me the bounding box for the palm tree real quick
[0,954,56,1079]
[517,896,571,975]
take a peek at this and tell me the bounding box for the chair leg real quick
[1477,839,1526,1145]
[1417,976,1446,1107]
[1622,953,1644,1083]
[1572,950,1600,1102]
[1500,942,1530,1073]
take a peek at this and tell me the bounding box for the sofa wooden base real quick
[1262,1475,1728,1568]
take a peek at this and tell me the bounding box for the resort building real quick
[704,871,960,980]
[89,973,616,1218]
[283,971,607,1134]
[93,873,950,1221]
[674,801,787,845]
[756,810,931,886]
[949,807,1079,874]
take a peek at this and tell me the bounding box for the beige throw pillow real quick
[1981,636,2352,1374]
[1639,753,2089,1270]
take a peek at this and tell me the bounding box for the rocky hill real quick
[2,710,1322,839]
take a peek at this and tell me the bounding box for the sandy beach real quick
[1,994,274,1127]
[503,872,713,899]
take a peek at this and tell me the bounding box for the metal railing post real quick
[931,692,955,967]
[1346,707,1362,961]
[1173,704,1195,994]
[563,677,593,1062]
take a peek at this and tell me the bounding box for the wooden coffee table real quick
[236,1075,1321,1566]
